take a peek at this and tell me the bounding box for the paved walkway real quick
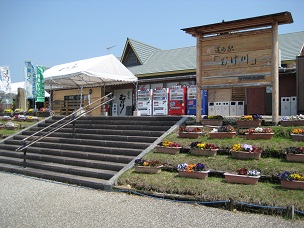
[0,171,303,228]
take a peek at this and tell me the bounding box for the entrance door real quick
[246,88,265,114]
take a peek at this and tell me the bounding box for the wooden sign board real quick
[200,29,272,89]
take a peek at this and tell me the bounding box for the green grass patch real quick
[116,125,304,216]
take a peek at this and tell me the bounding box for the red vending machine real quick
[168,86,187,115]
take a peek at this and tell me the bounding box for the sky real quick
[0,0,303,83]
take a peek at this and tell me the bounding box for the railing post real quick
[72,113,76,138]
[23,140,27,168]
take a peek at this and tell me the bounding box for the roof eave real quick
[181,11,293,37]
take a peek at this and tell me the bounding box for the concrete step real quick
[21,131,158,143]
[0,151,126,171]
[0,147,134,164]
[27,127,165,137]
[12,135,151,150]
[0,156,118,179]
[0,162,109,189]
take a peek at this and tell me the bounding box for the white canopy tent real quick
[43,54,138,89]
[43,54,138,114]
[10,81,50,97]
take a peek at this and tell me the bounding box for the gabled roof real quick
[279,31,304,61]
[128,46,196,75]
[127,31,304,76]
[121,38,161,64]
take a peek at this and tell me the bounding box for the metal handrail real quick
[16,92,114,153]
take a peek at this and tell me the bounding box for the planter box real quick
[236,119,262,128]
[134,165,163,174]
[209,132,236,139]
[280,180,304,190]
[280,120,304,126]
[6,126,18,130]
[201,119,223,126]
[286,154,304,163]
[230,150,261,160]
[155,146,181,155]
[27,118,39,122]
[178,170,209,179]
[178,132,202,139]
[245,133,274,140]
[190,148,218,157]
[290,134,304,142]
[36,111,51,117]
[224,173,260,185]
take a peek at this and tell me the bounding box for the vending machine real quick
[168,86,187,115]
[152,88,168,115]
[137,89,152,115]
[187,85,208,115]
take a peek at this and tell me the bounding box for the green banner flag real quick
[36,66,46,102]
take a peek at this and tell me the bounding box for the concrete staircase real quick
[0,116,185,189]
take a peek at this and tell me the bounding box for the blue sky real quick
[0,0,303,83]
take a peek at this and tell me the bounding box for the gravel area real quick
[0,171,303,228]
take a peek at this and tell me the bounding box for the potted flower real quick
[14,108,24,116]
[224,168,261,185]
[178,126,203,138]
[177,162,209,179]
[245,127,274,140]
[230,143,263,160]
[201,115,223,126]
[15,114,26,122]
[189,141,218,157]
[134,158,163,174]
[280,114,304,126]
[37,107,52,117]
[1,115,12,121]
[26,116,39,122]
[236,114,262,128]
[209,125,236,139]
[155,141,182,154]
[290,128,304,142]
[3,109,13,116]
[278,171,304,190]
[5,121,19,130]
[285,146,304,162]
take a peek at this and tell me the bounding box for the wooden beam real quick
[182,12,293,37]
[196,35,203,123]
[272,21,279,125]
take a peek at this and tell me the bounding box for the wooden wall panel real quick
[208,89,231,102]
[247,87,265,114]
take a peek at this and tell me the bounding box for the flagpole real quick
[24,61,27,111]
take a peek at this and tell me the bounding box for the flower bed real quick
[245,127,274,140]
[290,128,304,142]
[285,146,304,162]
[209,125,236,139]
[230,144,262,160]
[178,126,202,138]
[155,141,181,154]
[280,115,304,126]
[177,162,209,179]
[237,115,262,128]
[224,168,260,185]
[278,171,304,190]
[189,142,218,156]
[134,159,162,174]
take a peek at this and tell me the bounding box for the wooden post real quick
[196,34,203,124]
[272,21,279,125]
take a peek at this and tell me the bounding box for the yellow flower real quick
[143,161,149,166]
[232,144,242,151]
[197,143,206,149]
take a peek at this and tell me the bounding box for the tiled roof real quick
[127,31,304,75]
[279,31,304,61]
[128,46,196,75]
[125,38,161,64]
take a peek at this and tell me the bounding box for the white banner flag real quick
[24,61,36,99]
[0,66,12,104]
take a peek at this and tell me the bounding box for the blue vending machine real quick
[187,85,208,115]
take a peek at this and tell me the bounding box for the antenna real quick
[106,45,116,53]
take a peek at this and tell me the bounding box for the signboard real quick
[200,29,272,88]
